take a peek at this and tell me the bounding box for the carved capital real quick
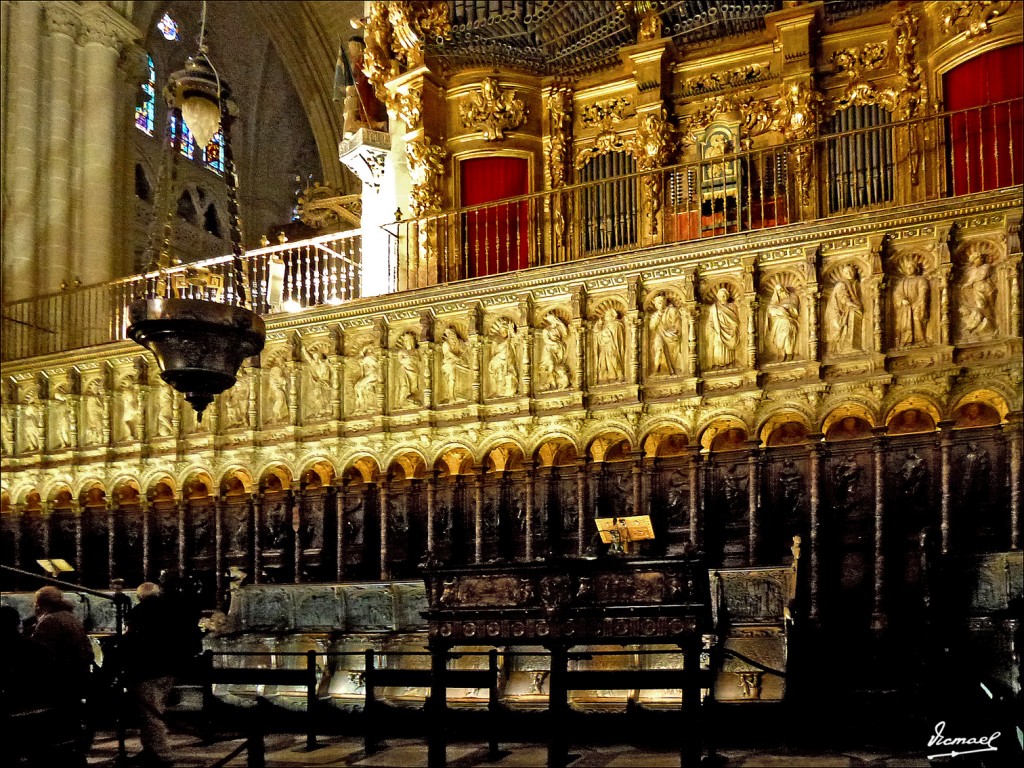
[44,3,78,38]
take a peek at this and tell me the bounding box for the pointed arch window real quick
[203,129,226,175]
[169,114,195,160]
[134,54,156,136]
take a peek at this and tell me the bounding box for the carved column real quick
[426,471,438,557]
[334,481,346,581]
[687,446,702,549]
[106,501,116,587]
[214,495,225,610]
[632,452,644,519]
[937,420,955,555]
[473,468,485,564]
[577,459,589,556]
[747,440,761,566]
[72,501,83,583]
[140,498,151,581]
[177,498,187,574]
[379,480,390,579]
[253,493,263,584]
[523,460,536,560]
[807,436,823,624]
[539,466,554,557]
[746,297,758,369]
[292,489,302,584]
[1006,413,1023,550]
[938,264,952,346]
[871,427,887,633]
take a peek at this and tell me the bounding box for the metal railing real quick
[1,100,1020,363]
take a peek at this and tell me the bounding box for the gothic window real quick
[134,164,152,202]
[203,129,226,175]
[169,114,195,160]
[204,204,222,237]
[157,13,180,41]
[825,104,894,213]
[176,191,198,225]
[134,54,155,136]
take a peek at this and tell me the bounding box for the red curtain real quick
[944,44,1024,195]
[460,157,530,277]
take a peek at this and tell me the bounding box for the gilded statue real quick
[82,379,105,445]
[458,77,527,141]
[22,390,42,453]
[958,245,997,339]
[766,283,799,362]
[488,317,519,398]
[824,264,863,354]
[302,342,334,419]
[892,257,929,348]
[538,311,570,391]
[117,375,139,442]
[354,345,381,413]
[153,384,174,437]
[438,327,471,404]
[223,369,250,429]
[263,363,290,425]
[394,332,422,407]
[594,307,626,384]
[707,287,740,368]
[648,293,683,376]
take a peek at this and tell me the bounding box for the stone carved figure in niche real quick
[779,459,805,520]
[648,293,683,376]
[893,257,929,348]
[538,311,570,391]
[722,465,748,522]
[488,317,519,398]
[302,342,333,419]
[353,345,381,413]
[438,327,471,404]
[824,264,863,355]
[50,383,71,450]
[153,384,174,437]
[899,449,928,501]
[227,504,249,554]
[766,283,800,362]
[833,455,862,512]
[962,442,991,506]
[117,375,139,442]
[958,245,997,339]
[263,363,290,425]
[1,402,15,455]
[223,369,250,429]
[707,286,740,368]
[594,306,625,383]
[81,379,105,446]
[394,332,422,407]
[21,390,41,453]
[192,510,213,555]
[264,500,290,550]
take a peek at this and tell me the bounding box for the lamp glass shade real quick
[181,94,221,149]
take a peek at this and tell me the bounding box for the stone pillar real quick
[871,427,887,633]
[292,490,302,584]
[937,420,955,555]
[76,11,130,287]
[214,496,225,609]
[631,451,644,518]
[687,446,702,550]
[72,501,83,583]
[379,480,390,579]
[576,459,588,556]
[334,481,346,580]
[177,498,187,574]
[807,436,823,624]
[473,468,485,564]
[41,4,78,293]
[747,440,761,566]
[523,460,536,560]
[2,1,42,302]
[1006,413,1022,550]
[140,498,151,581]
[106,501,116,587]
[425,471,437,557]
[253,493,263,583]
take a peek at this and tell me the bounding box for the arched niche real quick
[434,448,474,478]
[147,479,177,504]
[184,473,214,500]
[588,434,632,463]
[822,404,875,441]
[952,389,1009,427]
[485,443,526,473]
[23,490,43,512]
[702,420,748,452]
[113,480,142,507]
[388,453,427,483]
[79,484,108,509]
[534,438,578,468]
[49,487,74,510]
[259,466,293,494]
[219,470,254,498]
[642,427,690,459]
[765,420,811,448]
[300,460,336,489]
[886,408,937,435]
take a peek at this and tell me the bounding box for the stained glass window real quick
[158,13,180,41]
[203,129,226,175]
[169,114,195,160]
[134,54,155,136]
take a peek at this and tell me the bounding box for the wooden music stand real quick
[595,515,655,555]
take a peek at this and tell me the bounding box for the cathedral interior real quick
[0,1,1022,765]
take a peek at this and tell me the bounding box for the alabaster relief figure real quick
[824,264,863,355]
[594,306,625,383]
[264,363,290,425]
[765,283,799,362]
[707,286,740,368]
[394,331,422,407]
[81,379,105,445]
[50,383,71,450]
[488,317,519,398]
[893,257,929,348]
[353,345,381,413]
[438,327,471,404]
[153,384,174,437]
[302,342,333,419]
[1,403,15,455]
[22,390,42,452]
[117,375,139,442]
[223,369,250,429]
[958,245,997,339]
[538,311,570,391]
[648,293,683,376]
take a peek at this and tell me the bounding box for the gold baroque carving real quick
[385,0,450,69]
[406,136,447,216]
[575,97,633,169]
[683,63,769,97]
[630,109,675,236]
[831,43,888,81]
[458,77,528,141]
[546,87,573,189]
[940,1,1011,39]
[388,86,423,128]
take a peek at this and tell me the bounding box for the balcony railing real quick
[1,99,1020,363]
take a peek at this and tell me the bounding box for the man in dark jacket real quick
[121,582,189,768]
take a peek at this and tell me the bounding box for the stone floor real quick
[86,731,933,767]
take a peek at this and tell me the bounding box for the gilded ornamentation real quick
[705,284,741,369]
[684,64,768,97]
[353,345,381,414]
[458,78,528,141]
[892,256,930,348]
[630,109,675,236]
[406,136,446,216]
[546,87,573,189]
[387,0,450,69]
[648,293,684,377]
[763,277,801,363]
[824,264,864,355]
[891,10,924,120]
[830,43,888,81]
[153,384,174,437]
[362,3,400,102]
[302,341,334,420]
[297,184,362,231]
[940,1,1011,38]
[593,305,626,384]
[773,82,821,206]
[81,379,105,446]
[488,317,520,398]
[438,326,471,404]
[958,243,998,340]
[575,97,633,169]
[393,331,422,407]
[1,401,13,456]
[21,389,41,453]
[537,310,570,392]
[388,85,422,129]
